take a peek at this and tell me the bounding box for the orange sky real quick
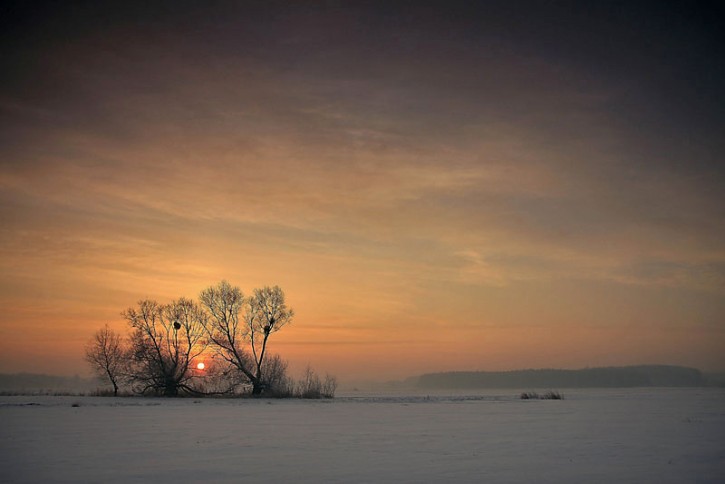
[1,2,723,381]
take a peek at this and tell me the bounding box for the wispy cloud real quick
[0,2,723,377]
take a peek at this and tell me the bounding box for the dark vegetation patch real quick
[520,391,562,400]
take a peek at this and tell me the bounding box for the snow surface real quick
[1,388,723,483]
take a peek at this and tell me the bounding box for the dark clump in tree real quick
[84,324,125,396]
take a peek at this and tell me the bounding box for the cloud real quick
[0,2,723,376]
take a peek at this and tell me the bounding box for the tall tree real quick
[199,280,254,391]
[200,281,293,395]
[247,286,293,394]
[84,324,125,396]
[124,298,208,396]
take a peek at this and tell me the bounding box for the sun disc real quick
[196,362,205,370]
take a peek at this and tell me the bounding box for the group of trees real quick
[85,281,336,398]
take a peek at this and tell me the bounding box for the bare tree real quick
[124,298,208,396]
[247,286,293,394]
[199,280,254,393]
[84,324,125,396]
[199,281,293,395]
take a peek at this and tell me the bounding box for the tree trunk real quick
[164,377,179,396]
[251,380,264,396]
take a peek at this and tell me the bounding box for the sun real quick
[196,362,205,370]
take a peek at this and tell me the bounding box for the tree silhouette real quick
[84,324,125,396]
[200,281,293,395]
[124,298,208,396]
[247,285,293,395]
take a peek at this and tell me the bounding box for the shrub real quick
[295,366,337,399]
[321,374,338,399]
[297,366,323,398]
[520,391,562,400]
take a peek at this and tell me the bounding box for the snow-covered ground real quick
[1,388,723,483]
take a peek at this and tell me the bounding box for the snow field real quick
[1,388,723,483]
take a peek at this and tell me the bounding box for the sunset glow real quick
[0,2,723,383]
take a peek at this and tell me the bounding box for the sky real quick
[1,1,723,382]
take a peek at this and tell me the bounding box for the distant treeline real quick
[0,373,96,395]
[413,365,719,389]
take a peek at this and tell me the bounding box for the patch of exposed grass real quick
[520,391,562,400]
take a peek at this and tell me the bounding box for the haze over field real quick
[1,1,723,381]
